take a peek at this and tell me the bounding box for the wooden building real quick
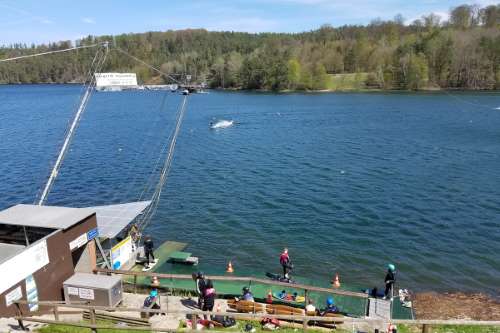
[0,204,98,317]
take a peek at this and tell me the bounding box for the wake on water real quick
[210,119,234,129]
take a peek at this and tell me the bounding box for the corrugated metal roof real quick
[0,204,95,230]
[86,201,151,239]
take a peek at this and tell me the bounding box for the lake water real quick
[1,85,499,296]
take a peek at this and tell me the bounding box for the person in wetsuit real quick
[279,248,291,278]
[241,287,254,301]
[143,235,155,268]
[195,271,207,309]
[384,264,396,299]
[320,297,339,315]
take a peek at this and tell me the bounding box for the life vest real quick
[280,252,289,265]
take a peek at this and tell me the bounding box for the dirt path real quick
[414,292,500,320]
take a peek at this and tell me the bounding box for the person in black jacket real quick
[384,264,396,299]
[195,271,207,309]
[143,235,156,268]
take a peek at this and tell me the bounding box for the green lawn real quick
[36,321,500,333]
[327,73,369,91]
[36,320,149,333]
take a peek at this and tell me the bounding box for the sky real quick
[1,0,498,45]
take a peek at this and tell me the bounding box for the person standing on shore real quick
[279,248,291,278]
[203,279,216,319]
[195,272,207,309]
[144,235,156,268]
[384,264,396,299]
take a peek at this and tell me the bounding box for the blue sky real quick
[1,0,497,45]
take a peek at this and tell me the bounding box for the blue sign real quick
[87,228,99,241]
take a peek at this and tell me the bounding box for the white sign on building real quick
[0,240,49,295]
[95,73,138,88]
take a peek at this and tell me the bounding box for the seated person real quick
[142,289,160,318]
[305,300,318,315]
[291,292,298,301]
[241,287,254,301]
[278,290,287,299]
[320,297,339,316]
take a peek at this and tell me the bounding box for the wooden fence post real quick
[133,275,137,294]
[192,313,198,329]
[15,303,27,331]
[89,308,97,333]
[422,324,431,333]
[302,316,308,332]
[53,305,59,321]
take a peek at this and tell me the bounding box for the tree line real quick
[0,3,498,91]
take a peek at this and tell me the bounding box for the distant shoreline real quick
[1,82,499,93]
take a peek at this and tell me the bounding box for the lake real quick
[1,85,499,296]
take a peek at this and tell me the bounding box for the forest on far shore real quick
[0,3,499,91]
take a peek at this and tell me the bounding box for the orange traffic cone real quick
[332,273,340,288]
[151,275,160,287]
[266,290,273,304]
[226,261,234,273]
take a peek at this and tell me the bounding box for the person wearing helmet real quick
[241,286,254,301]
[142,289,160,318]
[384,264,396,299]
[195,271,207,309]
[321,297,339,315]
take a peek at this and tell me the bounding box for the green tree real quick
[287,59,301,89]
[312,63,329,90]
[406,53,429,89]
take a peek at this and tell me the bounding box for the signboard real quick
[67,287,79,296]
[5,286,23,307]
[25,275,38,312]
[78,288,95,300]
[69,233,88,250]
[0,240,49,295]
[111,236,132,270]
[87,228,99,241]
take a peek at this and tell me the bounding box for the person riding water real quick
[384,264,396,299]
[279,248,292,278]
[321,297,339,315]
[241,287,254,301]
